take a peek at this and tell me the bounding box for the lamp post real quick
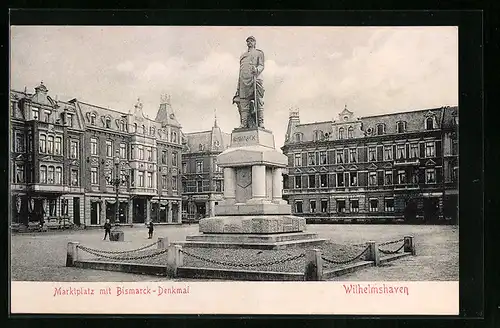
[105,149,129,227]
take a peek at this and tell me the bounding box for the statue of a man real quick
[232,36,265,129]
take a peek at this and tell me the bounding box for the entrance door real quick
[196,202,206,219]
[73,198,81,225]
[159,205,167,222]
[423,197,440,222]
[90,202,98,225]
[133,199,146,223]
[404,199,417,221]
[118,202,128,224]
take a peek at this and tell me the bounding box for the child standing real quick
[147,221,154,239]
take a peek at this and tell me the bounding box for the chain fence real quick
[77,244,169,261]
[321,245,370,265]
[378,238,405,247]
[378,242,405,255]
[180,249,305,268]
[76,240,159,255]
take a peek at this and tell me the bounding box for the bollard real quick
[157,237,169,249]
[66,242,80,267]
[366,241,380,266]
[404,235,416,255]
[304,249,323,281]
[166,244,183,277]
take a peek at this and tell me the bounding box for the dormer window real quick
[347,126,354,139]
[376,124,385,135]
[294,133,303,142]
[44,110,51,123]
[214,140,220,148]
[199,144,204,151]
[150,127,155,135]
[172,131,178,143]
[142,125,146,134]
[338,127,345,140]
[121,120,127,132]
[32,107,39,120]
[344,116,349,121]
[67,113,73,127]
[90,113,96,125]
[397,121,407,133]
[134,123,138,132]
[426,117,434,130]
[313,130,324,141]
[105,118,112,129]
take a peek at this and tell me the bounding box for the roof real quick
[183,126,230,154]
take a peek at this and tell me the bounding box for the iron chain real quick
[321,245,369,265]
[180,249,305,268]
[76,241,159,255]
[77,244,168,261]
[379,238,405,247]
[378,243,405,255]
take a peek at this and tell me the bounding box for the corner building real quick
[281,106,458,223]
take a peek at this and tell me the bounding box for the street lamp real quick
[105,149,130,226]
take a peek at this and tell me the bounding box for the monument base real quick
[199,215,306,234]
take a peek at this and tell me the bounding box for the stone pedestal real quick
[178,128,325,249]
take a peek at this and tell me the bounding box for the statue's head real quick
[246,36,256,48]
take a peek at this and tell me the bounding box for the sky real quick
[10,26,458,148]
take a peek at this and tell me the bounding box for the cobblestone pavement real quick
[10,224,458,282]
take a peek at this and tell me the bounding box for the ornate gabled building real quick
[180,116,230,220]
[10,82,86,226]
[281,105,458,223]
[72,94,183,225]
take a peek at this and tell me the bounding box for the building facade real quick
[10,83,86,226]
[181,118,230,221]
[10,83,183,227]
[281,105,458,223]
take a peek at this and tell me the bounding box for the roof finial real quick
[214,108,218,128]
[134,97,143,111]
[345,103,347,110]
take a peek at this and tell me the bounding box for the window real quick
[71,169,79,186]
[105,170,113,185]
[294,133,303,142]
[181,181,187,192]
[348,126,354,139]
[146,172,152,188]
[336,150,344,163]
[32,107,39,120]
[397,170,406,184]
[90,138,98,155]
[199,144,204,151]
[216,180,222,192]
[452,139,458,155]
[48,166,54,184]
[321,200,328,213]
[171,131,178,143]
[67,114,73,127]
[350,199,359,213]
[295,201,303,213]
[15,164,24,183]
[196,161,203,173]
[426,168,436,183]
[44,110,51,123]
[161,150,167,164]
[412,171,419,184]
[376,124,385,135]
[54,137,62,155]
[369,199,378,212]
[172,176,177,190]
[150,127,154,135]
[40,166,47,183]
[307,152,316,166]
[133,123,138,132]
[452,167,458,182]
[105,118,111,129]
[338,127,345,139]
[146,147,152,161]
[213,140,220,148]
[368,147,376,162]
[320,174,327,187]
[61,199,69,216]
[308,175,316,188]
[172,151,178,166]
[121,120,127,132]
[426,117,434,130]
[138,145,144,160]
[55,167,62,184]
[410,143,419,158]
[161,175,167,189]
[384,146,393,161]
[349,172,357,186]
[214,160,222,172]
[385,171,393,185]
[369,172,377,186]
[28,134,33,153]
[181,162,187,174]
[15,133,24,153]
[313,130,323,141]
[309,200,316,213]
[120,143,126,159]
[337,172,345,187]
[349,149,357,163]
[47,136,54,154]
[295,176,302,188]
[337,200,346,213]
[90,113,96,125]
[39,135,46,153]
[397,121,406,133]
[319,151,327,165]
[70,140,78,159]
[106,141,113,157]
[397,144,406,159]
[138,171,145,187]
[385,198,395,212]
[49,199,57,216]
[90,167,98,185]
[294,154,301,166]
[425,142,435,157]
[197,181,203,192]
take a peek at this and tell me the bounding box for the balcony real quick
[394,159,420,166]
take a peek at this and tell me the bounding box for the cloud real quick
[116,60,134,72]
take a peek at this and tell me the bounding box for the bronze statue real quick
[232,36,265,129]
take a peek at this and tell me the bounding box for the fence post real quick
[304,249,323,281]
[157,237,169,249]
[404,235,416,255]
[366,241,380,266]
[166,244,183,277]
[66,242,80,267]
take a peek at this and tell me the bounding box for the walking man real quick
[147,220,154,239]
[103,219,112,240]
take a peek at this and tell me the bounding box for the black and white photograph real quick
[9,24,460,315]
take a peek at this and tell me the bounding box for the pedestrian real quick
[147,220,154,239]
[103,219,112,240]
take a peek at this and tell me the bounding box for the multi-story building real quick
[72,94,183,226]
[181,118,230,220]
[281,105,458,223]
[10,82,86,226]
